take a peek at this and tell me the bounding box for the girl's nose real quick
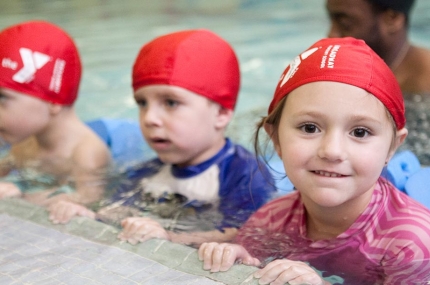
[317,131,346,162]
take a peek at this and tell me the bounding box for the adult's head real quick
[326,0,415,65]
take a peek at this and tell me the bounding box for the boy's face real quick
[134,85,231,167]
[0,87,51,144]
[272,81,405,210]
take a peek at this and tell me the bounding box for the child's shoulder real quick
[221,139,266,168]
[71,123,111,169]
[384,179,430,218]
[377,180,430,242]
[217,139,275,184]
[253,191,300,216]
[10,137,39,163]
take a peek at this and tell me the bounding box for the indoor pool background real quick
[1,1,430,284]
[2,0,430,153]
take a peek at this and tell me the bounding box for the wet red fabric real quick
[269,37,405,129]
[0,20,81,105]
[132,29,240,110]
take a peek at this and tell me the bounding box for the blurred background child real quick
[199,37,430,285]
[48,29,276,247]
[0,21,111,206]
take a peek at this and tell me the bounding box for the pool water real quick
[2,1,430,284]
[1,0,430,152]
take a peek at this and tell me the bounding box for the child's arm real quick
[0,154,21,199]
[48,200,96,224]
[23,134,110,206]
[0,182,22,199]
[63,136,111,205]
[118,216,239,246]
[198,242,260,272]
[0,154,13,177]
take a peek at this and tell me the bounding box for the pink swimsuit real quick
[235,178,430,284]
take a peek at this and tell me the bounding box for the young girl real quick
[198,37,430,284]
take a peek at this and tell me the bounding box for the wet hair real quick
[253,97,286,164]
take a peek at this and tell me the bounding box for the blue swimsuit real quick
[107,138,276,230]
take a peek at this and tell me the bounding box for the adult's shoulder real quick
[400,45,430,94]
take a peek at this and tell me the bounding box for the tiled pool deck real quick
[0,199,259,285]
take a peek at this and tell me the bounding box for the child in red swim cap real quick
[48,29,276,247]
[199,37,430,284]
[0,21,110,206]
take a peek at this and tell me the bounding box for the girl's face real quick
[270,81,406,210]
[134,85,232,167]
[0,87,51,144]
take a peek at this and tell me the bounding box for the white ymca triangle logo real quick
[280,47,319,88]
[12,48,50,84]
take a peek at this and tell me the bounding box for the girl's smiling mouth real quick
[313,170,346,178]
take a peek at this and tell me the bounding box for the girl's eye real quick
[0,93,8,102]
[165,99,179,107]
[300,123,319,133]
[351,128,369,138]
[135,99,147,107]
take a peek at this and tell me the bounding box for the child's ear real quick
[387,128,408,161]
[264,122,282,157]
[214,106,234,129]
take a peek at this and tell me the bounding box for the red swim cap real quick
[269,37,405,129]
[132,29,240,110]
[0,20,81,105]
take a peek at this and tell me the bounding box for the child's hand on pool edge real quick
[254,259,331,285]
[48,200,96,224]
[0,182,22,199]
[118,217,170,245]
[198,242,260,272]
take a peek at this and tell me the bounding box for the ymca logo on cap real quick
[10,48,51,84]
[279,47,319,88]
[2,47,67,95]
[0,20,81,105]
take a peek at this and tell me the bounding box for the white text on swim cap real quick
[328,45,340,68]
[320,45,340,69]
[12,48,50,84]
[1,58,18,70]
[49,59,66,94]
[280,47,319,87]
